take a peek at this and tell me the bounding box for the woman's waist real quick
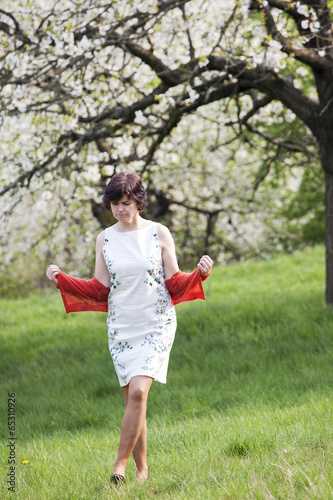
[108,301,175,323]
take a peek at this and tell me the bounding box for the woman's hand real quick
[46,264,61,286]
[197,255,213,277]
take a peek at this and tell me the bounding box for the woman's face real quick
[110,194,139,223]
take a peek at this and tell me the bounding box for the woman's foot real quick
[135,469,149,482]
[110,473,125,486]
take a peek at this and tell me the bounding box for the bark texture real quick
[325,171,333,304]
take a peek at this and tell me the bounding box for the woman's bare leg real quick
[132,419,148,480]
[120,384,149,480]
[112,376,153,479]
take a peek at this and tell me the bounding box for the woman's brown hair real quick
[102,172,147,211]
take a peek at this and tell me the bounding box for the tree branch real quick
[150,186,223,216]
[244,121,315,155]
[261,3,333,70]
[207,55,321,137]
[78,56,207,125]
[181,3,195,60]
[141,108,183,172]
[0,9,31,43]
[0,146,65,197]
[248,148,281,203]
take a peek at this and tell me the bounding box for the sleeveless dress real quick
[103,221,177,387]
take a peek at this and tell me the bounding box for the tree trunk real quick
[318,112,333,305]
[204,212,218,256]
[325,170,333,305]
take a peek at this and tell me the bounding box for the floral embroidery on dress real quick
[108,329,120,341]
[140,325,173,353]
[110,272,121,289]
[107,305,116,324]
[103,254,122,290]
[103,223,177,387]
[103,247,122,324]
[140,353,165,375]
[117,363,126,373]
[111,341,133,362]
[141,355,155,371]
[144,269,162,287]
[144,232,176,324]
[103,246,114,270]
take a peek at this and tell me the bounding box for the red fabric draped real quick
[57,273,110,313]
[56,268,209,313]
[165,268,209,305]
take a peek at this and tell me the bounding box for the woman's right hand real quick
[46,264,61,286]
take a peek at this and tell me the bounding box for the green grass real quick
[1,245,333,499]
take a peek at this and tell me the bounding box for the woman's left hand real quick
[197,255,214,276]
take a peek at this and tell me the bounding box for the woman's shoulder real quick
[96,229,106,238]
[156,223,174,246]
[96,224,117,240]
[156,222,170,236]
[96,229,106,246]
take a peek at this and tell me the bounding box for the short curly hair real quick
[102,171,147,212]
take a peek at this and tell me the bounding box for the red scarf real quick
[165,268,209,305]
[56,268,209,313]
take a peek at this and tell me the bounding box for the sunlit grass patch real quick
[1,245,332,499]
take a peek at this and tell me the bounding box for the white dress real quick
[103,221,177,387]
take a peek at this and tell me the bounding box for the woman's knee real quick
[129,385,147,404]
[128,377,152,404]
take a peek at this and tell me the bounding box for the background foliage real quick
[0,0,329,294]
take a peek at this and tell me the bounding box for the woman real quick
[46,172,213,485]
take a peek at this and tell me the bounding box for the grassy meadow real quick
[1,245,333,499]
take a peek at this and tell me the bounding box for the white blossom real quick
[296,4,310,17]
[285,110,296,123]
[268,40,283,51]
[296,67,309,77]
[0,0,320,282]
[188,89,200,101]
[41,190,53,201]
[134,110,146,123]
[198,58,209,68]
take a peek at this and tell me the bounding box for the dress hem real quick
[118,373,167,387]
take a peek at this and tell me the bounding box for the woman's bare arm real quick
[157,223,213,279]
[94,230,110,287]
[157,224,179,280]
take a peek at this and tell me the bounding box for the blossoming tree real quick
[0,0,332,302]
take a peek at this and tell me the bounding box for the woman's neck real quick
[115,216,148,232]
